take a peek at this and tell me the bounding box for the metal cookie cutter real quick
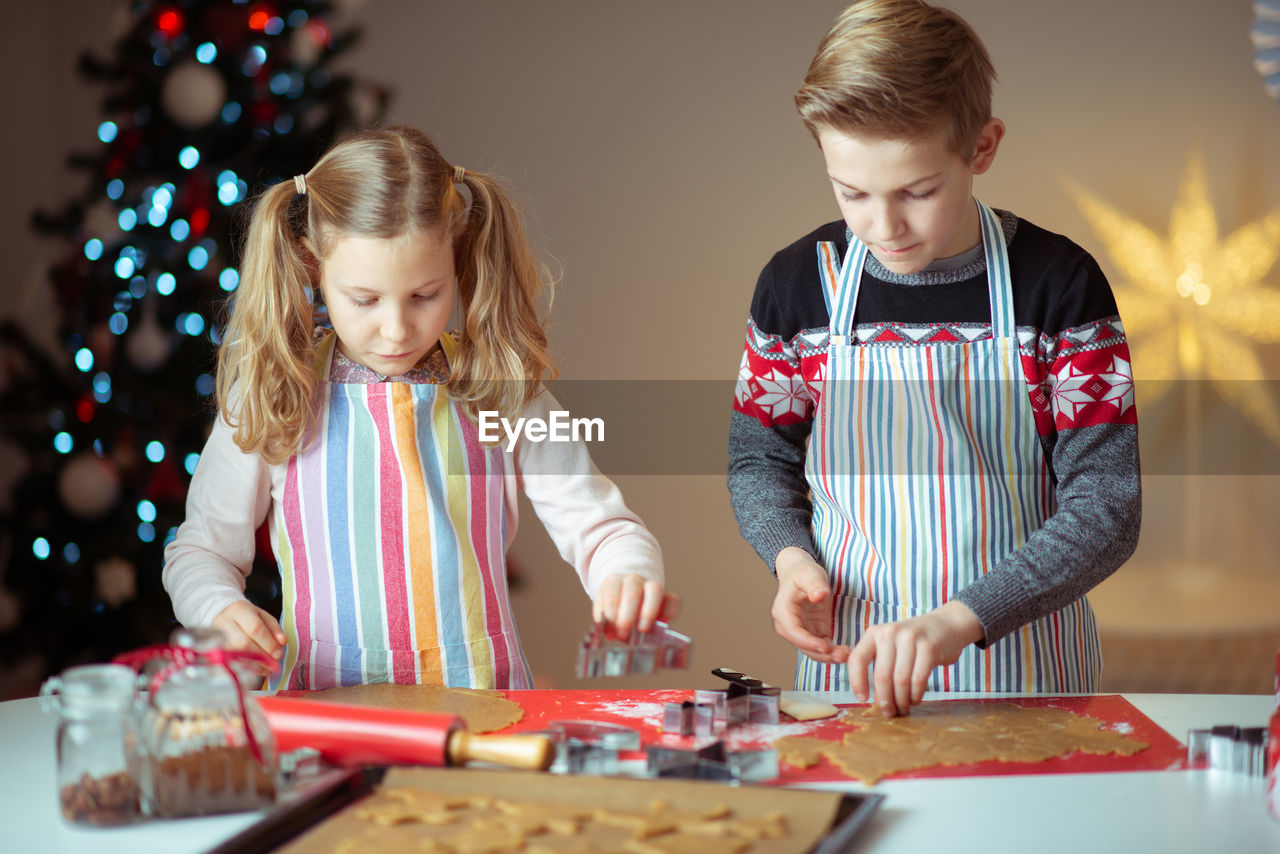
[540,720,642,776]
[1187,725,1270,775]
[662,698,720,737]
[575,620,691,679]
[709,667,782,725]
[646,740,779,784]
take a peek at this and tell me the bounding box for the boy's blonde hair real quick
[795,0,996,156]
[217,125,556,464]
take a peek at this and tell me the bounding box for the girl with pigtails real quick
[163,125,677,690]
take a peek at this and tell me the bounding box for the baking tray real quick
[206,765,884,853]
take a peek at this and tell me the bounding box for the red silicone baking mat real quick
[497,690,1187,784]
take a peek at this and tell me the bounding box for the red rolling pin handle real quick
[257,696,461,767]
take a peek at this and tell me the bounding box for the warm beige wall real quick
[4,1,1279,690]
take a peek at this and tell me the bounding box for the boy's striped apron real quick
[798,200,1101,694]
[267,334,533,691]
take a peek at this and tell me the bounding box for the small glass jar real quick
[137,627,278,817]
[39,663,141,826]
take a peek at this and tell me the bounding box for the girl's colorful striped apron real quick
[798,200,1101,693]
[267,334,533,691]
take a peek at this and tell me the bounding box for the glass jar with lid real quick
[39,662,141,825]
[136,626,278,817]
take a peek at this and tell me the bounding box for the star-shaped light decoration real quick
[1067,152,1280,444]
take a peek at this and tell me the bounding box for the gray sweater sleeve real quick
[956,421,1141,647]
[727,409,818,574]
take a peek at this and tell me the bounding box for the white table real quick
[4,692,1276,853]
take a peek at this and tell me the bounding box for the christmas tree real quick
[0,0,387,699]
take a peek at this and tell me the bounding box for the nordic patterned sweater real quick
[727,210,1141,647]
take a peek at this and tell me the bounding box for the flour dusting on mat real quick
[724,720,831,749]
[592,701,667,727]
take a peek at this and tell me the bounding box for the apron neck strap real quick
[817,200,1016,340]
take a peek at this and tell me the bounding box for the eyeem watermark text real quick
[478,410,605,452]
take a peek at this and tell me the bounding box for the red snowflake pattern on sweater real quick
[734,316,1136,434]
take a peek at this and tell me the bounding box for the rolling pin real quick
[257,696,554,771]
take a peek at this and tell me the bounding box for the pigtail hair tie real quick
[453,165,466,184]
[293,174,307,195]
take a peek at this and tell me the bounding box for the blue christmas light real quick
[92,372,112,395]
[264,16,284,35]
[106,179,124,200]
[32,538,51,560]
[129,276,148,298]
[243,45,267,75]
[274,114,294,135]
[269,72,291,96]
[177,312,205,336]
[63,543,81,564]
[109,312,128,334]
[164,527,179,547]
[53,432,73,454]
[187,246,210,270]
[219,179,246,205]
[288,10,308,26]
[84,239,104,261]
[136,500,157,523]
[156,272,177,295]
[219,267,239,291]
[170,219,190,241]
[74,348,94,372]
[196,42,218,63]
[118,208,137,231]
[217,169,244,205]
[195,373,215,396]
[153,47,170,67]
[178,146,200,169]
[184,452,200,475]
[145,441,165,462]
[137,523,156,543]
[114,256,136,279]
[148,205,168,227]
[97,121,118,143]
[222,101,242,123]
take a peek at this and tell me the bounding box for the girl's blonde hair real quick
[795,0,996,157]
[216,125,556,464]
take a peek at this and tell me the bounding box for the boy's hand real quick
[847,600,984,717]
[592,574,681,642]
[212,600,287,675]
[771,547,850,665]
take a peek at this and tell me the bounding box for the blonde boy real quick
[728,0,1139,715]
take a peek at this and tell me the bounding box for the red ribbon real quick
[114,643,276,764]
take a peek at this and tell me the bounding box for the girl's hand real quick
[771,547,850,665]
[212,601,287,675]
[592,574,681,642]
[847,600,984,717]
